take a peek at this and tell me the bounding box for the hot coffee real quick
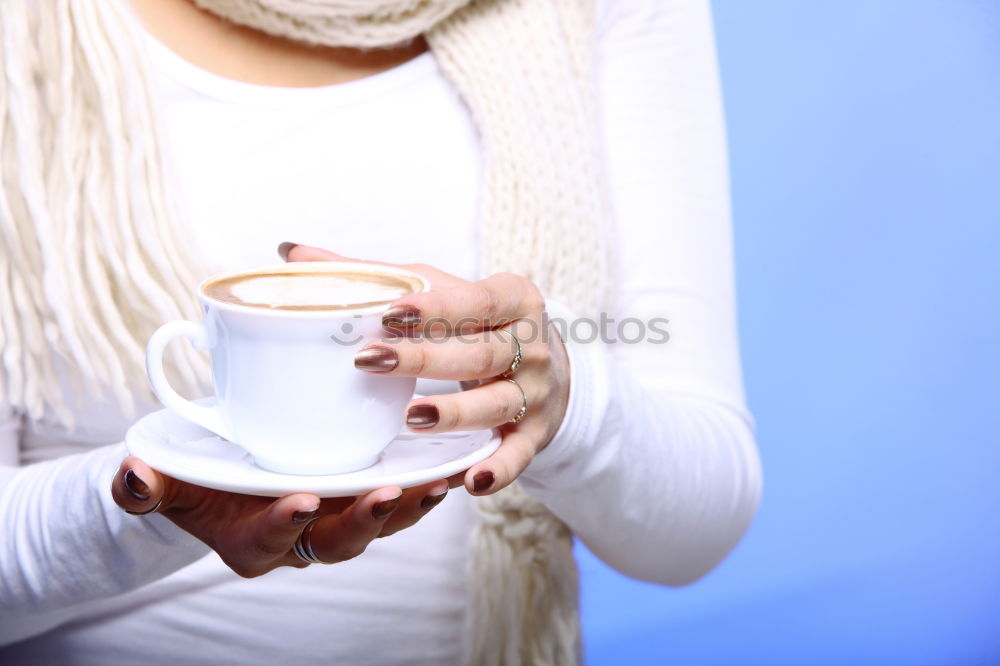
[203,270,422,311]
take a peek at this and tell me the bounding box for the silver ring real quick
[494,327,522,378]
[292,517,329,565]
[125,499,163,516]
[505,378,527,424]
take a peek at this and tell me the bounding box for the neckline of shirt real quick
[139,27,437,109]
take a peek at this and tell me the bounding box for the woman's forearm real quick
[518,316,762,585]
[0,443,208,645]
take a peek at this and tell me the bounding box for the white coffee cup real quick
[145,261,429,475]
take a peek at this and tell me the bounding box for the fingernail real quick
[354,345,398,372]
[292,509,319,523]
[372,495,402,519]
[406,404,439,429]
[420,490,448,511]
[124,469,150,501]
[473,470,495,493]
[382,305,421,330]
[277,241,298,262]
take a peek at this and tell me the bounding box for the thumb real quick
[278,242,354,263]
[277,242,465,290]
[112,456,170,515]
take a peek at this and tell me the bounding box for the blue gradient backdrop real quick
[579,2,1000,664]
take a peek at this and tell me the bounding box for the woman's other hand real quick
[111,457,450,577]
[285,243,571,498]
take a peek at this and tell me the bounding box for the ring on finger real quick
[505,378,528,424]
[125,499,163,516]
[494,327,523,378]
[292,517,329,565]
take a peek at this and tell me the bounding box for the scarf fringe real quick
[0,0,210,423]
[467,483,582,666]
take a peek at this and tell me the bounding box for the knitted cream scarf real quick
[0,1,611,664]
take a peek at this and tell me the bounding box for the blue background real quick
[579,2,1000,664]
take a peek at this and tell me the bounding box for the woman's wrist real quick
[519,299,612,484]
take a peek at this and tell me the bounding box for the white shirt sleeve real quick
[518,0,763,585]
[0,405,20,467]
[0,425,209,646]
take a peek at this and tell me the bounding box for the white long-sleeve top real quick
[0,0,761,663]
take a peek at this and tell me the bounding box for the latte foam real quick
[203,270,421,311]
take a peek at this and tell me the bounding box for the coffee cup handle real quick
[146,320,233,441]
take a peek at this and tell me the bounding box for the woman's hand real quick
[111,457,450,577]
[286,243,571,496]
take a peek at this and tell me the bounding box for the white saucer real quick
[125,407,501,498]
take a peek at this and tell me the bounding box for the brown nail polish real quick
[292,509,318,523]
[354,346,398,372]
[473,470,495,493]
[420,491,448,511]
[372,495,402,519]
[277,241,298,262]
[382,305,421,330]
[124,469,150,501]
[406,404,439,429]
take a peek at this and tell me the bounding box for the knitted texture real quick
[194,0,472,49]
[0,1,611,664]
[429,0,609,317]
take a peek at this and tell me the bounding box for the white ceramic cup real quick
[145,262,429,475]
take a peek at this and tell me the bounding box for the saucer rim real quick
[125,408,501,498]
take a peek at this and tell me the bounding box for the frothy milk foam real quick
[203,270,420,311]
